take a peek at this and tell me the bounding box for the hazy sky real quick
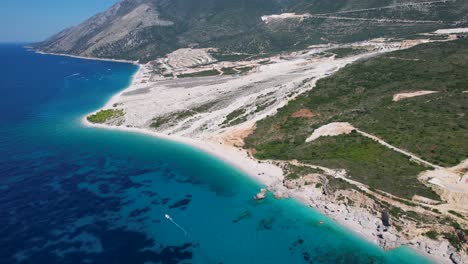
[0,0,120,43]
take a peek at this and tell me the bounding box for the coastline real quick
[32,49,140,65]
[79,54,283,188]
[81,116,283,187]
[79,65,451,264]
[81,117,449,264]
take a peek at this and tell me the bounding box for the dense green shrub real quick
[87,109,125,124]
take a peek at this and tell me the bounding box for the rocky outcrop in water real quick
[254,188,267,200]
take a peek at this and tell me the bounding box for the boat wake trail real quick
[65,73,80,78]
[165,214,188,236]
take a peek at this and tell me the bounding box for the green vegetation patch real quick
[192,101,219,113]
[171,110,197,122]
[448,210,465,219]
[326,47,367,58]
[424,230,439,240]
[87,109,125,124]
[328,177,359,192]
[150,116,172,129]
[254,99,276,113]
[284,164,324,180]
[210,53,252,62]
[150,110,200,129]
[248,39,468,167]
[443,232,464,250]
[236,66,254,74]
[221,67,238,75]
[222,108,248,127]
[178,69,220,78]
[253,131,437,200]
[220,66,255,75]
[245,39,468,200]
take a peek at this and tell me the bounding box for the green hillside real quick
[245,38,468,199]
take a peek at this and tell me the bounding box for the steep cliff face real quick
[35,0,468,62]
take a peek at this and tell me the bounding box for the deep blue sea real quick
[0,44,432,264]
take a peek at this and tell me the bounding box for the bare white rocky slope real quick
[103,40,409,139]
[38,0,173,57]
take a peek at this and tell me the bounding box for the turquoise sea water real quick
[0,44,432,263]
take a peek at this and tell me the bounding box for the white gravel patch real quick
[393,90,438,101]
[306,122,355,142]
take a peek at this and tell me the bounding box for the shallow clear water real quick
[0,44,432,264]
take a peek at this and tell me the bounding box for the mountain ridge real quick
[35,0,468,62]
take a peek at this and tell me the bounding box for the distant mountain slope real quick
[35,0,468,62]
[36,0,178,61]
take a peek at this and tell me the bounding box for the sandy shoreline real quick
[78,59,375,245]
[82,115,449,264]
[24,29,468,264]
[81,116,283,186]
[81,114,385,247]
[77,62,282,187]
[80,63,284,185]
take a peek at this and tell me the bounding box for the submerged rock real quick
[257,218,274,231]
[232,210,252,223]
[254,188,267,200]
